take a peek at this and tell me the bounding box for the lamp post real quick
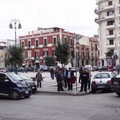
[9,19,22,46]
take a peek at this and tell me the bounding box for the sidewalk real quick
[19,71,91,96]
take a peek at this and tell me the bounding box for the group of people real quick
[35,66,91,93]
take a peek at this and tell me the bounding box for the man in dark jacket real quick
[79,68,89,93]
[56,68,64,91]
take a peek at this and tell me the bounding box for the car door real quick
[0,73,10,96]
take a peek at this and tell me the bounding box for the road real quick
[0,93,120,120]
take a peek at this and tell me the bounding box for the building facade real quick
[19,27,75,68]
[95,0,120,67]
[76,35,99,67]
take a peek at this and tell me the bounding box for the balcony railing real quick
[106,34,116,39]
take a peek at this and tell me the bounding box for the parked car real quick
[111,74,120,96]
[18,74,37,94]
[0,72,32,100]
[91,71,116,93]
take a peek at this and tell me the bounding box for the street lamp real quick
[9,19,22,46]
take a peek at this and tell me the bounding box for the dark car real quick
[111,74,120,96]
[0,72,32,100]
[18,74,37,94]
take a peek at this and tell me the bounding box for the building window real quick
[28,41,31,47]
[70,38,73,45]
[43,51,48,57]
[64,37,67,43]
[109,30,113,35]
[107,20,114,25]
[44,38,47,46]
[53,37,57,45]
[109,40,114,45]
[108,1,112,6]
[35,38,39,47]
[28,50,31,58]
[107,11,114,16]
[21,42,24,47]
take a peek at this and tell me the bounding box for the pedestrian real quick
[79,68,89,93]
[86,68,91,90]
[116,65,120,75]
[35,70,43,88]
[79,66,84,82]
[55,68,64,91]
[67,67,74,90]
[49,67,55,79]
[63,67,68,88]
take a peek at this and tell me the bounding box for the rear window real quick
[94,73,110,79]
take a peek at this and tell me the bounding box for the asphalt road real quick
[0,92,120,120]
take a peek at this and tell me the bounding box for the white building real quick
[95,0,120,67]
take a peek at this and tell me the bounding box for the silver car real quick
[91,71,116,93]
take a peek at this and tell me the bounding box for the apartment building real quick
[19,27,75,68]
[77,35,99,67]
[95,0,120,67]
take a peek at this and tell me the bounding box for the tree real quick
[55,42,69,65]
[105,50,113,58]
[45,56,55,66]
[5,45,24,72]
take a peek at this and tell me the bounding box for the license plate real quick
[114,82,118,85]
[97,86,105,88]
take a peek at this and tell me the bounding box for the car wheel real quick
[116,92,120,96]
[25,95,31,98]
[10,90,20,100]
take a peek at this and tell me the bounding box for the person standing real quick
[79,68,89,93]
[36,70,43,88]
[55,68,64,91]
[49,67,55,79]
[63,67,68,88]
[67,67,74,90]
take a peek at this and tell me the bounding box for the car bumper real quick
[91,84,111,90]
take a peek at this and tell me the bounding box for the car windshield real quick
[7,72,23,82]
[94,73,110,79]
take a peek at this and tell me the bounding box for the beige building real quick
[95,0,120,66]
[75,35,99,67]
[0,42,6,68]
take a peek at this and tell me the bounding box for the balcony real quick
[95,4,115,15]
[94,7,104,15]
[104,4,115,11]
[105,14,115,20]
[96,0,104,5]
[95,17,105,24]
[105,24,115,29]
[106,34,116,39]
[106,44,116,49]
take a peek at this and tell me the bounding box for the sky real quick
[0,0,98,41]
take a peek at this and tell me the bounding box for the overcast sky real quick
[0,0,98,41]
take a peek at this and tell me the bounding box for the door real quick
[0,73,10,96]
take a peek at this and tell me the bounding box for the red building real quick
[19,27,75,68]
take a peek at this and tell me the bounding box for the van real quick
[0,72,32,99]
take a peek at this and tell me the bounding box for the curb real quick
[35,90,91,96]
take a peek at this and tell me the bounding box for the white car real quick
[91,71,116,93]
